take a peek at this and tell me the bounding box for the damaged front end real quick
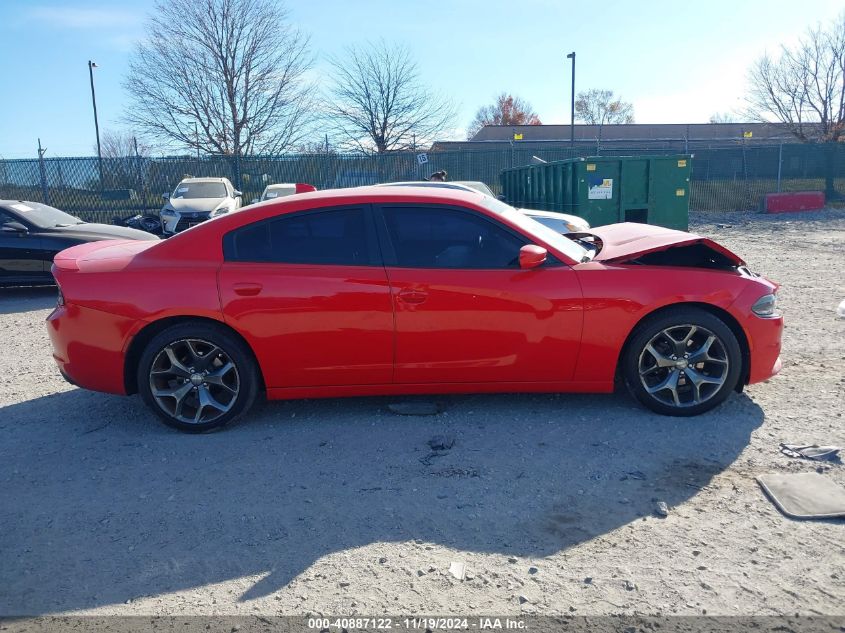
[583,223,749,272]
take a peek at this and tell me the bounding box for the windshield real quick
[3,201,83,228]
[478,196,590,263]
[172,182,227,199]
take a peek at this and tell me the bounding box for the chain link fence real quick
[1,142,842,222]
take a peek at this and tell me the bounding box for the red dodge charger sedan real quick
[47,186,782,432]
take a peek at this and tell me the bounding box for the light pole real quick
[88,60,104,191]
[566,51,576,152]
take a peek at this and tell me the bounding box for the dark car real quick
[0,200,160,286]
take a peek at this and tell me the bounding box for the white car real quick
[377,180,590,233]
[251,183,318,204]
[518,208,590,234]
[159,177,242,235]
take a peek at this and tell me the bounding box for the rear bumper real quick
[46,302,137,395]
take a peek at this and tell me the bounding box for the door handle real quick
[233,282,263,296]
[397,289,427,305]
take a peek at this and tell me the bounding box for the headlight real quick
[210,206,230,217]
[160,208,177,217]
[751,293,779,317]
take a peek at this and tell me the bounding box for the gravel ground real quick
[1,209,843,617]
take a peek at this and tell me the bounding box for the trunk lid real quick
[587,223,745,266]
[54,239,159,273]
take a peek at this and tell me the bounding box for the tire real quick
[137,322,260,432]
[622,307,743,417]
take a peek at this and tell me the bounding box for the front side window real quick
[224,207,371,266]
[382,206,527,269]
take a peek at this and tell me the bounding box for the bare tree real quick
[124,0,313,156]
[467,93,541,139]
[91,130,151,191]
[325,41,455,153]
[98,130,150,158]
[746,14,845,141]
[575,89,635,126]
[709,112,737,124]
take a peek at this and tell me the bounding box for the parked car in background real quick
[0,200,159,286]
[251,183,317,204]
[378,180,590,232]
[520,208,590,234]
[47,186,782,432]
[159,177,242,236]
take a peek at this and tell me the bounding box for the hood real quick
[53,223,160,241]
[166,197,229,213]
[587,223,745,266]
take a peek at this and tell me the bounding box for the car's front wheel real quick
[138,322,260,432]
[622,308,743,416]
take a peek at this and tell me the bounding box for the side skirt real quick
[266,381,614,401]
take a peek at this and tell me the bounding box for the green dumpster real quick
[500,155,692,230]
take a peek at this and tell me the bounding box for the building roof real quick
[468,122,800,143]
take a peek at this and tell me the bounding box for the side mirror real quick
[162,192,170,200]
[519,244,547,269]
[233,190,243,197]
[497,194,507,202]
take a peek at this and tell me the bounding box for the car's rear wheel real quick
[622,308,742,416]
[138,322,259,432]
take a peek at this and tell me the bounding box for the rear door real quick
[219,205,393,388]
[375,204,583,385]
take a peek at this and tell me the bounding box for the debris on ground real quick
[448,561,466,581]
[653,501,670,518]
[780,443,841,461]
[757,472,845,519]
[428,434,455,451]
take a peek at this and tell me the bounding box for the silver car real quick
[159,177,242,235]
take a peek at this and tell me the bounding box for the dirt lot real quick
[1,209,843,617]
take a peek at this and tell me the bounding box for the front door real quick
[219,205,393,388]
[0,211,45,282]
[376,204,583,385]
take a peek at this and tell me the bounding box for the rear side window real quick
[381,206,528,269]
[224,207,373,265]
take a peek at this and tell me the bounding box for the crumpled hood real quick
[166,197,228,214]
[588,222,745,265]
[54,223,160,241]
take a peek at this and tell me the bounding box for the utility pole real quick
[566,52,576,153]
[37,138,50,205]
[88,60,104,191]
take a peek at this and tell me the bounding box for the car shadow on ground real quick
[0,286,56,315]
[0,387,764,614]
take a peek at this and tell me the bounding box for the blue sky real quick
[0,0,842,158]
